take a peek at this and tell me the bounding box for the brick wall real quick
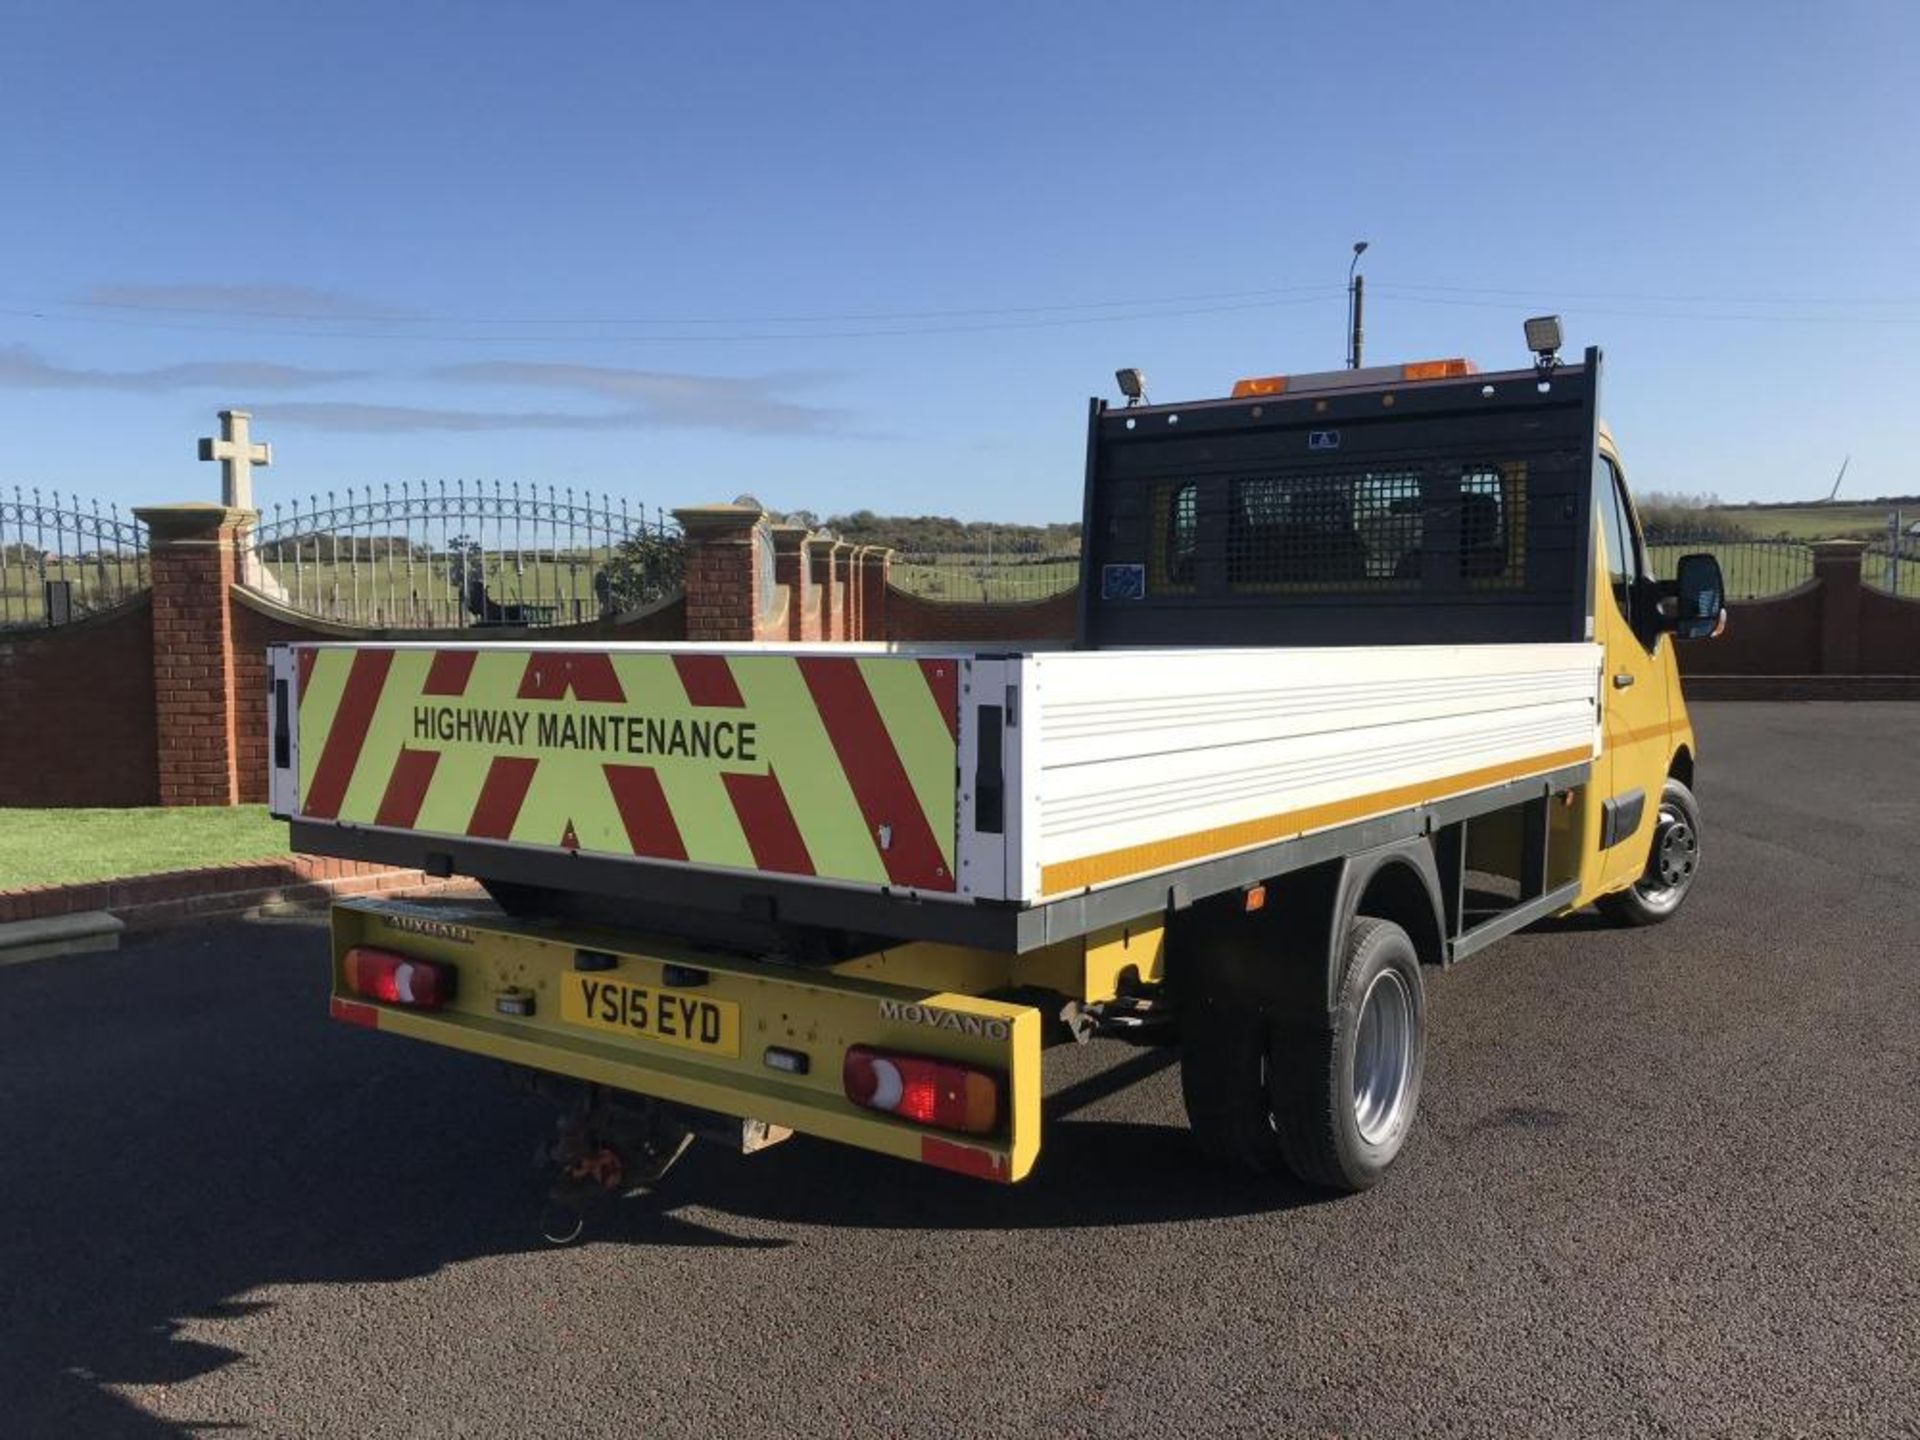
[1859,586,1920,673]
[0,596,159,806]
[1674,584,1823,677]
[884,584,1078,643]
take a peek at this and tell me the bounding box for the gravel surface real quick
[1,702,1914,1438]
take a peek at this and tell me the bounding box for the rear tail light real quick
[342,946,455,1010]
[842,1046,1000,1135]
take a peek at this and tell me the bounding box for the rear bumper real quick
[328,899,1042,1182]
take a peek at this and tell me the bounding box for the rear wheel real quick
[1599,777,1701,927]
[1179,915,1426,1192]
[1269,917,1426,1192]
[1179,973,1287,1176]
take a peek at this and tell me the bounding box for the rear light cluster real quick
[342,946,456,1010]
[842,1046,1000,1135]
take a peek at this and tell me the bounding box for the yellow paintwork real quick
[1021,921,1166,1001]
[331,901,1041,1181]
[1571,434,1695,908]
[829,920,1166,1006]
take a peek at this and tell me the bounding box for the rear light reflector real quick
[341,946,455,1010]
[842,1045,1000,1135]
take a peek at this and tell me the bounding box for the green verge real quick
[0,806,291,890]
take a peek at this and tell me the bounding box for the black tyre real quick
[1268,917,1426,1193]
[1598,777,1701,928]
[1178,971,1288,1176]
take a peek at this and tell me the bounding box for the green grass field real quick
[1703,502,1916,542]
[0,806,291,889]
[890,555,1080,602]
[1643,542,1812,600]
[1645,540,1920,599]
[250,552,615,626]
[0,556,146,625]
[0,549,623,628]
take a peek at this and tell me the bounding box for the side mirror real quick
[1671,552,1727,641]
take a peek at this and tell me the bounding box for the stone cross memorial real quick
[197,409,272,511]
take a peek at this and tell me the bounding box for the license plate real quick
[559,973,741,1058]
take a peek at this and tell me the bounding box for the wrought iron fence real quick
[1865,541,1920,599]
[1643,535,1814,601]
[239,480,682,628]
[1,487,149,629]
[890,550,1081,603]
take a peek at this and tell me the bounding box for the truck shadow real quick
[0,924,1320,1437]
[611,1048,1332,1239]
[0,923,779,1439]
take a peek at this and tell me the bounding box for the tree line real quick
[777,510,1081,556]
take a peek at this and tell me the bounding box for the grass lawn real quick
[1709,502,1914,541]
[0,805,291,890]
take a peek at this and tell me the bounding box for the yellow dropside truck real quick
[272,329,1725,1234]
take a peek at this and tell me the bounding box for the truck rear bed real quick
[274,638,1600,944]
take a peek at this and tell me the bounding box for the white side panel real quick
[267,644,300,817]
[1021,644,1602,899]
[1010,657,1043,906]
[955,657,1009,899]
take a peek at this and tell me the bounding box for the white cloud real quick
[268,364,847,435]
[256,402,647,433]
[429,362,844,434]
[0,345,366,392]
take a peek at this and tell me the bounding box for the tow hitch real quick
[515,1071,790,1244]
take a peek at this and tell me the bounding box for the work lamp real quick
[1524,315,1563,365]
[1115,367,1147,406]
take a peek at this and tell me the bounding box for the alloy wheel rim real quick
[1353,968,1413,1145]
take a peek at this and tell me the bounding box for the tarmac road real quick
[0,703,1914,1438]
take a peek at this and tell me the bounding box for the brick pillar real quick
[846,545,867,639]
[1813,539,1867,674]
[770,524,816,641]
[829,542,855,640]
[858,547,892,641]
[134,502,254,806]
[674,502,767,642]
[812,542,837,641]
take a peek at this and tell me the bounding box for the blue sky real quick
[2,1,1916,523]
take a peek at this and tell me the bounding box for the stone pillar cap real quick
[673,502,766,534]
[133,502,260,538]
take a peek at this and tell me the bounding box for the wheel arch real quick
[1329,841,1447,1009]
[1669,744,1695,789]
[1164,839,1447,1026]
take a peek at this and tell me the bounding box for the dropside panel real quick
[288,643,964,896]
[1026,643,1601,898]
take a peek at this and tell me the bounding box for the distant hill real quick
[1639,494,1916,542]
[1722,495,1920,511]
